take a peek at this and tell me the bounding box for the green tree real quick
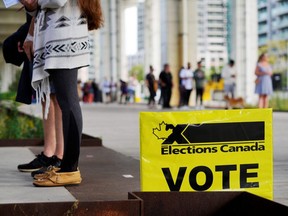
[207,66,222,81]
[0,104,44,139]
[129,65,144,81]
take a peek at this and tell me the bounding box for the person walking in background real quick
[20,0,104,187]
[119,79,128,104]
[255,53,273,108]
[221,59,236,98]
[194,61,206,109]
[179,62,193,108]
[159,63,173,109]
[145,65,157,108]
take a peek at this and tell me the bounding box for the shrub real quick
[0,104,43,139]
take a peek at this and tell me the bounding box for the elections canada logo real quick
[152,121,265,155]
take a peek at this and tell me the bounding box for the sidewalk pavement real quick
[1,103,287,206]
[0,147,76,204]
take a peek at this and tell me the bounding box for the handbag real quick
[255,78,260,85]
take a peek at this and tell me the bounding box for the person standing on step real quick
[179,62,193,108]
[255,52,273,108]
[19,0,104,187]
[159,63,173,109]
[193,61,206,109]
[2,13,63,177]
[221,59,236,99]
[146,65,157,108]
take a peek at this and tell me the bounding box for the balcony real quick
[258,37,268,46]
[207,13,225,20]
[258,12,268,22]
[207,7,225,13]
[258,25,268,34]
[278,18,288,29]
[258,0,267,9]
[274,31,288,40]
[272,6,288,17]
[207,22,225,28]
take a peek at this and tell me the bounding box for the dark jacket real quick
[159,71,173,89]
[2,14,34,104]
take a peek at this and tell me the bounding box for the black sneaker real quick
[18,152,52,172]
[31,155,62,177]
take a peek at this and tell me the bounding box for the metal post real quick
[286,40,288,91]
[181,0,188,66]
[109,0,117,81]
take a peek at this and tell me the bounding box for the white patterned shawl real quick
[33,0,90,118]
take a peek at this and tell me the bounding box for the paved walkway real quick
[3,103,287,207]
[0,148,76,204]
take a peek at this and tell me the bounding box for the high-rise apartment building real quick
[135,0,229,69]
[135,0,228,72]
[138,2,145,52]
[126,2,145,72]
[197,0,228,71]
[258,0,288,46]
[258,0,288,88]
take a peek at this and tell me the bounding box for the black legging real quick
[148,88,156,105]
[184,89,192,106]
[162,87,172,108]
[196,88,204,105]
[48,68,82,172]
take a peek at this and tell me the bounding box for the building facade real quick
[197,0,228,71]
[258,0,288,89]
[125,2,145,75]
[258,0,288,46]
[228,0,258,104]
[137,1,145,52]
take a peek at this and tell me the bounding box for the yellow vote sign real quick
[140,109,273,200]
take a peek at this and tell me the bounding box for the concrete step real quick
[0,147,76,204]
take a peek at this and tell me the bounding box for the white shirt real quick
[102,80,111,93]
[180,68,194,90]
[128,77,138,91]
[221,65,236,85]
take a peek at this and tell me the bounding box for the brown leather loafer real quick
[33,170,82,187]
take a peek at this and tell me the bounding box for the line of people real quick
[75,53,273,110]
[77,76,140,105]
[146,52,274,110]
[145,61,206,109]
